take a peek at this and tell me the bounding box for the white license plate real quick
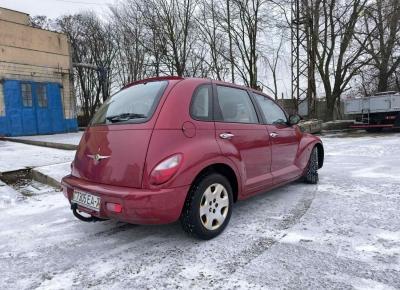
[72,191,101,212]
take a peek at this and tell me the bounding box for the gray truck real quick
[344,91,400,132]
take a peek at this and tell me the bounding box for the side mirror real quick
[289,114,301,126]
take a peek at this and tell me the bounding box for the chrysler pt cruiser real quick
[61,76,324,239]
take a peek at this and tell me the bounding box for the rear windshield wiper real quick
[106,113,147,123]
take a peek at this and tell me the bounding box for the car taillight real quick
[106,202,123,213]
[150,154,183,185]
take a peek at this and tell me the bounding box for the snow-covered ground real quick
[0,179,22,209]
[0,132,399,289]
[0,141,75,173]
[34,162,72,184]
[9,132,83,146]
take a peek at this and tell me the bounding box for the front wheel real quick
[303,147,319,184]
[180,173,233,240]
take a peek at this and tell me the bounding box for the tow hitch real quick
[71,203,106,222]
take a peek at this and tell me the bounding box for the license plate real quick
[72,191,101,211]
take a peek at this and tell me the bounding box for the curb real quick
[31,169,62,189]
[0,167,62,190]
[0,137,78,150]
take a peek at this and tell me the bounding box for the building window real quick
[37,84,48,107]
[0,83,5,116]
[21,83,32,107]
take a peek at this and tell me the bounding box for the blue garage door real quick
[47,83,65,133]
[3,80,65,136]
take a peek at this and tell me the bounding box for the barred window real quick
[0,83,5,116]
[37,84,48,107]
[21,83,32,107]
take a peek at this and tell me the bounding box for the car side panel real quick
[268,123,303,184]
[143,129,236,189]
[214,122,273,197]
[147,78,243,192]
[240,133,323,199]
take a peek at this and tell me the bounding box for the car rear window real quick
[190,85,212,121]
[90,81,168,125]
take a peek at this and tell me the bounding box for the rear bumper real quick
[61,175,190,225]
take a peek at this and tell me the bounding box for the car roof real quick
[123,76,275,100]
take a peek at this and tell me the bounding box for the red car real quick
[61,76,324,239]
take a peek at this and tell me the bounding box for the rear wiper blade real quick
[106,113,147,123]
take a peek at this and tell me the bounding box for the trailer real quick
[344,92,400,132]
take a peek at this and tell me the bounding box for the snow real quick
[8,132,83,146]
[34,162,72,183]
[0,132,399,289]
[0,141,75,173]
[0,180,21,208]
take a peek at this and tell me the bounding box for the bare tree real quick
[360,0,400,92]
[29,15,54,29]
[196,0,230,80]
[226,0,236,83]
[310,0,370,120]
[56,13,115,123]
[201,0,269,88]
[146,0,198,76]
[110,2,148,86]
[43,0,390,123]
[262,36,283,99]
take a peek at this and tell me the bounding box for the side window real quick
[0,83,5,116]
[190,85,211,121]
[21,83,32,107]
[37,84,48,107]
[216,86,258,124]
[254,94,287,125]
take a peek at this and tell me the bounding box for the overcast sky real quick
[0,0,115,19]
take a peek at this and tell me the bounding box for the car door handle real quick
[269,132,279,138]
[219,133,234,139]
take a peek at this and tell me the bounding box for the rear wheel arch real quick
[190,163,239,203]
[315,143,324,169]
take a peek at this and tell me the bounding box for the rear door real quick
[214,85,272,195]
[253,93,301,184]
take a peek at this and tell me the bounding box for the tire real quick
[180,173,233,240]
[303,147,319,184]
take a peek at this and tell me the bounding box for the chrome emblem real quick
[87,154,110,163]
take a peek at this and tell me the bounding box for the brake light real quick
[150,154,183,185]
[106,202,123,213]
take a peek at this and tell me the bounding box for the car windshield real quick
[90,80,168,125]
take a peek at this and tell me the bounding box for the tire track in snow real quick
[224,185,318,275]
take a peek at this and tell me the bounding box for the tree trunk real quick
[226,0,235,83]
[325,93,336,121]
[377,70,389,92]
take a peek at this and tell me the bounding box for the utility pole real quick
[291,0,316,117]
